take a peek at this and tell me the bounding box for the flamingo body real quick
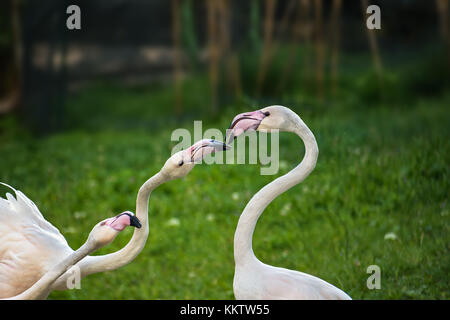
[234,261,350,300]
[228,106,352,300]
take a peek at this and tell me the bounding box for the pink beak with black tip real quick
[102,211,142,231]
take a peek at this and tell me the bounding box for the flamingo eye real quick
[178,160,184,167]
[263,111,270,116]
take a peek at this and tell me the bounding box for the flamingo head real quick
[160,139,230,180]
[89,211,141,248]
[226,105,295,143]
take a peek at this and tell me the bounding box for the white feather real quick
[0,182,71,298]
[0,182,67,245]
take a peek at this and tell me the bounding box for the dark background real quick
[0,0,448,131]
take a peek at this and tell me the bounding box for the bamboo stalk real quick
[9,0,22,111]
[0,0,21,114]
[217,0,230,55]
[314,0,325,102]
[171,0,183,115]
[361,0,383,83]
[436,0,449,42]
[277,0,309,94]
[255,0,277,96]
[217,0,240,99]
[276,0,297,40]
[301,0,313,80]
[207,0,219,113]
[330,0,342,96]
[436,0,450,66]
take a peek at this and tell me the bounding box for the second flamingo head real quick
[160,139,230,180]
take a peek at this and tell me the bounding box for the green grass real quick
[0,78,449,299]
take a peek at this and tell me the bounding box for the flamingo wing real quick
[0,182,70,298]
[0,182,68,243]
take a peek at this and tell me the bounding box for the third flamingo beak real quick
[129,215,142,228]
[122,211,142,229]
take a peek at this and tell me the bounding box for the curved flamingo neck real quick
[53,172,167,285]
[234,116,319,267]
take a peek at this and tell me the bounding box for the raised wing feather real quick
[0,182,68,246]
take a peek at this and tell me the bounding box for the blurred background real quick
[0,0,448,299]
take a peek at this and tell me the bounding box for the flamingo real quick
[0,139,229,298]
[2,212,141,300]
[226,105,351,300]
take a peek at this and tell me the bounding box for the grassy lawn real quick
[0,79,448,299]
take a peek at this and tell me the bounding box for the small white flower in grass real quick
[63,227,77,234]
[74,211,86,220]
[384,232,397,240]
[206,213,215,221]
[279,160,289,171]
[280,203,292,216]
[88,180,97,189]
[166,217,180,227]
[232,192,239,201]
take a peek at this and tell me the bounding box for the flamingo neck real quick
[234,117,319,267]
[68,172,166,278]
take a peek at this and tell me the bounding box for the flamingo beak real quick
[185,139,231,163]
[226,110,268,144]
[121,211,142,228]
[209,139,231,152]
[128,214,142,228]
[103,211,142,231]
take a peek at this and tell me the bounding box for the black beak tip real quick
[129,215,142,228]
